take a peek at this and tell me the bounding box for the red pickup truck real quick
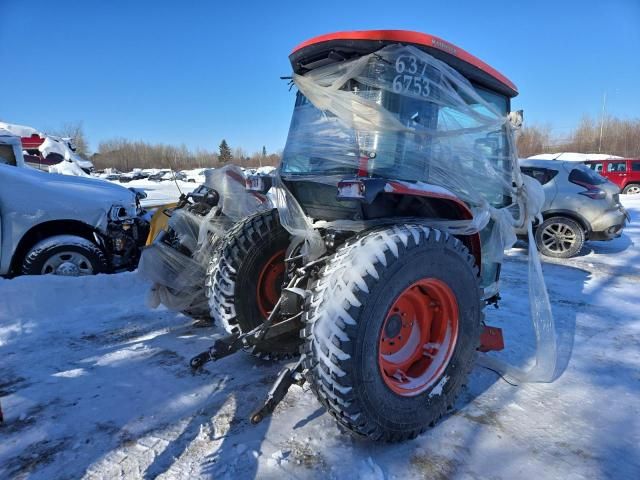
[585,159,640,195]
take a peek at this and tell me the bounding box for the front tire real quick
[205,209,299,357]
[534,216,584,258]
[22,235,107,276]
[302,225,482,441]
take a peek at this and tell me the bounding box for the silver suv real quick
[518,159,629,258]
[0,129,150,276]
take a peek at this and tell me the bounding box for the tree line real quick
[39,114,640,172]
[91,138,281,172]
[517,115,640,158]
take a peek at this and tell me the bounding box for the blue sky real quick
[1,0,638,154]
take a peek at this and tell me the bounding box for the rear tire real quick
[22,235,107,276]
[302,225,482,441]
[534,216,584,258]
[622,184,640,195]
[205,209,299,357]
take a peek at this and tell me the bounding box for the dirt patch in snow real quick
[4,437,72,479]
[410,451,461,479]
[0,374,29,396]
[283,439,327,469]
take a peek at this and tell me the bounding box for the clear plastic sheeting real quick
[139,165,271,316]
[274,44,557,382]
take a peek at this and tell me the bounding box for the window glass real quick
[569,165,607,185]
[475,86,508,115]
[588,162,603,172]
[0,144,17,166]
[520,167,558,185]
[607,161,627,172]
[632,162,640,172]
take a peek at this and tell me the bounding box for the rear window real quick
[569,165,607,185]
[632,162,640,172]
[520,167,558,185]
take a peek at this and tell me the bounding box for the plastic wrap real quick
[139,165,271,316]
[273,44,556,382]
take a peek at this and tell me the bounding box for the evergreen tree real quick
[219,139,232,163]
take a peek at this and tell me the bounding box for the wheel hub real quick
[542,223,576,253]
[56,262,80,276]
[42,251,94,276]
[378,278,459,396]
[256,249,286,318]
[384,314,403,339]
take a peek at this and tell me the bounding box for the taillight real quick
[337,180,365,199]
[245,174,272,194]
[578,189,606,200]
[571,179,606,200]
[246,175,265,191]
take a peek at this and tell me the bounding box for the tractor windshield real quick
[280,44,514,209]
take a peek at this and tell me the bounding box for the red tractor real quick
[195,30,522,441]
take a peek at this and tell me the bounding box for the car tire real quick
[622,184,640,195]
[206,209,299,358]
[22,235,107,276]
[534,216,584,258]
[302,225,482,441]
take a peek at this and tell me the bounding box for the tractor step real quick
[478,325,505,352]
[250,356,305,424]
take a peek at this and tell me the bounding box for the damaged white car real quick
[0,130,149,276]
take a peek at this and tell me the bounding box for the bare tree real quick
[53,121,90,157]
[516,124,552,158]
[516,115,640,158]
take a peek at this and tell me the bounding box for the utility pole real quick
[598,91,607,153]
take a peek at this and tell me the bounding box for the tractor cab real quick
[278,30,519,297]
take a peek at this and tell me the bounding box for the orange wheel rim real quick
[378,278,459,397]
[256,249,286,318]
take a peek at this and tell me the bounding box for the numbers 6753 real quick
[392,74,431,97]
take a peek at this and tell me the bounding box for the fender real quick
[385,180,481,269]
[337,178,482,269]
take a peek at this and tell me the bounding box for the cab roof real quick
[290,30,518,98]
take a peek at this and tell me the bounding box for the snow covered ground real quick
[104,178,199,208]
[1,197,639,480]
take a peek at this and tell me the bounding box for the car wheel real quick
[22,235,107,276]
[534,217,585,258]
[622,184,640,195]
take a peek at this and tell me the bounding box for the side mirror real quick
[128,187,147,200]
[508,110,524,129]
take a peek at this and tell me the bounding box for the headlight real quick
[109,204,137,222]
